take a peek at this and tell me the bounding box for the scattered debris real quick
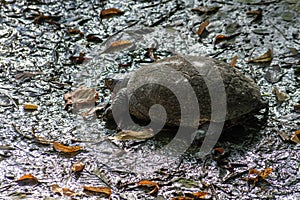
[112,129,155,140]
[83,185,112,197]
[52,142,83,153]
[138,180,159,195]
[272,86,290,102]
[230,55,238,67]
[23,103,38,110]
[248,49,273,63]
[70,162,85,173]
[191,6,221,15]
[100,8,124,19]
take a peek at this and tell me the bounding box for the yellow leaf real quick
[138,180,159,195]
[192,191,210,198]
[23,103,38,110]
[100,8,124,19]
[53,142,83,153]
[248,49,273,63]
[83,186,112,196]
[172,197,194,200]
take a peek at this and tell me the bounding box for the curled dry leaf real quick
[83,186,112,197]
[192,191,211,199]
[294,104,300,112]
[103,40,133,54]
[71,162,85,173]
[67,28,84,37]
[100,8,124,19]
[138,180,159,195]
[214,33,240,45]
[247,167,272,187]
[248,49,273,63]
[172,197,194,200]
[51,184,79,197]
[272,86,290,102]
[64,86,98,111]
[112,129,155,140]
[53,142,83,153]
[86,34,102,43]
[23,103,38,110]
[230,55,238,67]
[197,21,209,37]
[291,130,300,144]
[17,174,39,186]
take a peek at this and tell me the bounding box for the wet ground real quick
[0,0,299,199]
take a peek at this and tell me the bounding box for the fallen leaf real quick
[102,40,133,54]
[192,191,210,199]
[64,86,98,111]
[67,28,84,37]
[248,49,273,63]
[100,8,124,19]
[191,6,221,15]
[83,186,112,196]
[272,86,290,102]
[53,142,83,153]
[172,197,194,200]
[230,55,238,67]
[112,129,155,140]
[23,103,38,110]
[247,167,272,188]
[17,174,39,186]
[197,21,209,37]
[86,34,102,43]
[259,168,272,179]
[51,184,79,197]
[71,162,85,173]
[214,33,240,45]
[246,8,263,22]
[291,130,300,144]
[138,180,159,195]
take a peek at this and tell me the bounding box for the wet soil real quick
[0,0,299,199]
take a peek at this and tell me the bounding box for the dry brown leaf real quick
[172,197,194,200]
[53,142,83,153]
[192,191,210,198]
[23,103,38,110]
[248,49,273,63]
[138,180,159,195]
[112,129,154,140]
[51,184,79,197]
[100,8,124,19]
[272,86,290,102]
[71,162,85,173]
[230,55,238,67]
[259,168,272,179]
[102,40,133,54]
[17,174,39,185]
[214,33,240,45]
[83,186,112,196]
[64,86,98,111]
[291,130,300,144]
[197,21,209,37]
[67,28,84,36]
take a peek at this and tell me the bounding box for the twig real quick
[0,90,17,108]
[12,123,33,140]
